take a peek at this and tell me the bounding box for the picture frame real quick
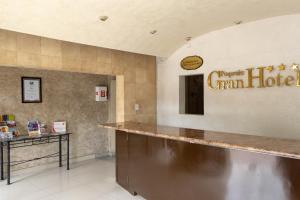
[21,77,42,103]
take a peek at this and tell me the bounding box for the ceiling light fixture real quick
[185,37,192,41]
[234,20,243,25]
[150,30,157,35]
[99,16,109,22]
[185,37,192,48]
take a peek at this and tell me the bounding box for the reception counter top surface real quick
[100,122,300,159]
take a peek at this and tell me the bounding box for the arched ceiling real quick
[0,0,300,57]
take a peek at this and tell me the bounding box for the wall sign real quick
[207,63,300,90]
[95,86,108,102]
[22,77,42,103]
[180,56,203,70]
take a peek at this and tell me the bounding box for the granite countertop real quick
[100,122,300,159]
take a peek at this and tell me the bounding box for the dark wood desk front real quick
[103,122,300,200]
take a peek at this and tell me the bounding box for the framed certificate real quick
[21,77,42,103]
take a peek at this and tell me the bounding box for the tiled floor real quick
[0,158,145,200]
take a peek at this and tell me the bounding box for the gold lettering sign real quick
[181,56,203,70]
[208,63,300,90]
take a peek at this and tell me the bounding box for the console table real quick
[0,132,71,185]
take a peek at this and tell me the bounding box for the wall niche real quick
[179,74,204,115]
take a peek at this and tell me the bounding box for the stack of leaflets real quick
[53,121,67,133]
[27,120,41,137]
[0,114,17,139]
[40,122,48,135]
[0,121,9,133]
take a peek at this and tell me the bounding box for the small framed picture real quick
[21,77,42,103]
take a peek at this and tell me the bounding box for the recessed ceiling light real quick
[185,36,192,41]
[99,16,109,22]
[150,30,157,35]
[234,20,243,25]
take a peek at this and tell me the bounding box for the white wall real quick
[157,14,300,139]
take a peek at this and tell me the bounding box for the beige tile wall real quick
[0,29,157,124]
[0,66,111,170]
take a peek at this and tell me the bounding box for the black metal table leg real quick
[1,133,71,185]
[7,141,10,185]
[67,134,70,170]
[59,135,62,167]
[1,142,3,180]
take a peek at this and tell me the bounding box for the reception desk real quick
[100,122,300,200]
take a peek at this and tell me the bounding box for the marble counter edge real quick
[99,124,300,160]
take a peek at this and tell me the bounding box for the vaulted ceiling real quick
[0,0,300,57]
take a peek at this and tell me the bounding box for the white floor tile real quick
[0,158,145,200]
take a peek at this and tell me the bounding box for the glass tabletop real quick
[0,132,71,143]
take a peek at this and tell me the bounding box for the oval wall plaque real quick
[180,56,203,70]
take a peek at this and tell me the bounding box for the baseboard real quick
[95,152,115,158]
[70,154,96,163]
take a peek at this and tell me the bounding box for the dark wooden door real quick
[185,74,204,114]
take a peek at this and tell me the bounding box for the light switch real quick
[134,104,140,112]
